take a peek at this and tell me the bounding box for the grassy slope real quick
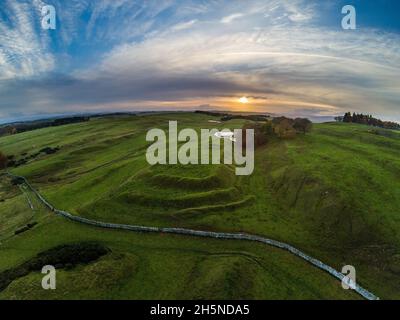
[0,190,358,300]
[0,113,399,299]
[0,179,35,241]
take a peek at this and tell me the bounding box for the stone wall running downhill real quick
[2,171,379,300]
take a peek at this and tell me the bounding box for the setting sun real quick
[239,96,249,104]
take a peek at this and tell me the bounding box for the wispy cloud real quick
[172,19,197,31]
[0,0,54,79]
[283,0,314,22]
[221,13,243,24]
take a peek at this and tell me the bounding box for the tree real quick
[241,122,269,148]
[343,112,352,123]
[340,112,400,130]
[272,117,296,138]
[0,152,7,169]
[334,116,344,122]
[293,118,312,134]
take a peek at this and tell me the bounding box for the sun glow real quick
[238,96,249,104]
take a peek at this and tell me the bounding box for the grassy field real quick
[0,112,399,299]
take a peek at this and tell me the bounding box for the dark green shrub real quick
[14,226,30,235]
[11,177,24,185]
[27,222,38,228]
[0,242,109,292]
[0,152,7,169]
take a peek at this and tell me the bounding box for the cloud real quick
[171,19,197,31]
[74,21,400,116]
[0,0,55,80]
[283,1,314,22]
[0,0,399,122]
[221,13,243,24]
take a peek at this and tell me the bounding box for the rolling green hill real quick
[0,112,399,299]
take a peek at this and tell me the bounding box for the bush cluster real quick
[6,146,60,168]
[0,242,109,291]
[0,152,7,170]
[241,117,312,148]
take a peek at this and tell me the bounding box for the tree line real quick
[0,116,90,137]
[242,117,312,148]
[335,112,400,130]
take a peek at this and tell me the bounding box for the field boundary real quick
[1,171,379,300]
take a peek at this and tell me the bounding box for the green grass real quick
[0,208,359,300]
[0,113,399,299]
[0,180,35,241]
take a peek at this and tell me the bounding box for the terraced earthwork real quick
[77,163,255,225]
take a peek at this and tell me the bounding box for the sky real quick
[0,0,399,123]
